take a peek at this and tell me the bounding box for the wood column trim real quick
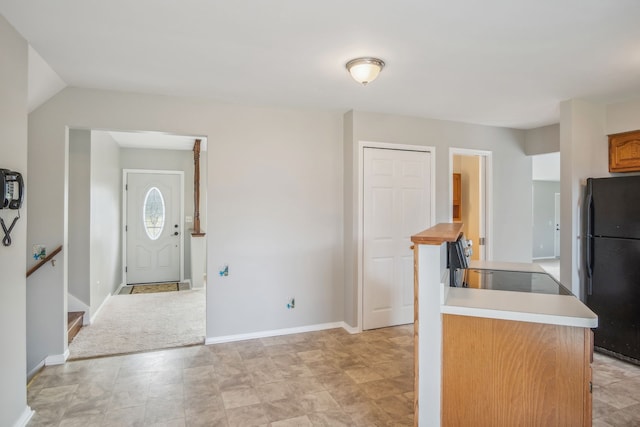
[410,222,463,426]
[412,243,419,427]
[192,139,205,237]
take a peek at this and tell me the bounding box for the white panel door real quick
[363,148,432,330]
[126,172,181,284]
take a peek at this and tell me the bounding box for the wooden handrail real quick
[27,245,62,278]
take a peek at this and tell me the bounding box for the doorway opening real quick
[531,152,560,280]
[66,129,208,358]
[449,148,492,261]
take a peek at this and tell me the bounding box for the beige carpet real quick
[68,289,205,359]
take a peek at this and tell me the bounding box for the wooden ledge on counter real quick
[411,222,463,246]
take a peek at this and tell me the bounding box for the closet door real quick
[363,148,431,330]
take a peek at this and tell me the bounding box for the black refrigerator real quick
[585,175,640,364]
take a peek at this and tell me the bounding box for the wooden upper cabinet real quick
[609,130,640,172]
[452,173,461,221]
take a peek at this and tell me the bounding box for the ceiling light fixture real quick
[346,57,385,86]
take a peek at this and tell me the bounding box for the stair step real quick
[67,311,84,344]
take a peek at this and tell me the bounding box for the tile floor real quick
[592,352,640,426]
[26,324,640,426]
[27,326,414,426]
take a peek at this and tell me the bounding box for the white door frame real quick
[122,169,185,285]
[357,141,436,332]
[554,192,561,258]
[449,148,493,260]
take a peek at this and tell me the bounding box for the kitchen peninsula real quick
[411,223,597,427]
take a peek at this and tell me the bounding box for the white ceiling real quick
[107,131,207,152]
[4,1,640,129]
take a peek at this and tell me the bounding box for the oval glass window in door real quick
[143,187,165,240]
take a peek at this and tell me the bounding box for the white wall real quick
[532,180,560,259]
[607,98,640,136]
[27,87,344,369]
[559,99,605,298]
[343,111,532,326]
[90,131,121,313]
[525,123,560,155]
[532,152,560,181]
[68,129,91,304]
[0,14,31,427]
[26,107,66,373]
[342,111,355,326]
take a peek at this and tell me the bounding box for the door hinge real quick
[125,266,127,273]
[125,184,128,191]
[125,225,128,232]
[479,237,486,246]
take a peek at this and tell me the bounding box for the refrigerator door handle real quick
[586,236,593,295]
[585,191,594,294]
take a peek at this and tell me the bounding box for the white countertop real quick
[441,261,598,328]
[468,260,546,273]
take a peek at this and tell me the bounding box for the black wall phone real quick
[1,169,24,246]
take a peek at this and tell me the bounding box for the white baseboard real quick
[12,406,34,427]
[187,277,204,290]
[45,348,69,366]
[205,321,351,345]
[114,282,125,296]
[67,292,90,325]
[27,360,45,382]
[340,322,360,334]
[90,292,112,324]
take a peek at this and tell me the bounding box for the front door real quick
[125,171,182,284]
[363,148,432,330]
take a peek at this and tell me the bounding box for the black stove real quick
[461,269,572,296]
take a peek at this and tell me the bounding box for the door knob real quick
[174,232,179,236]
